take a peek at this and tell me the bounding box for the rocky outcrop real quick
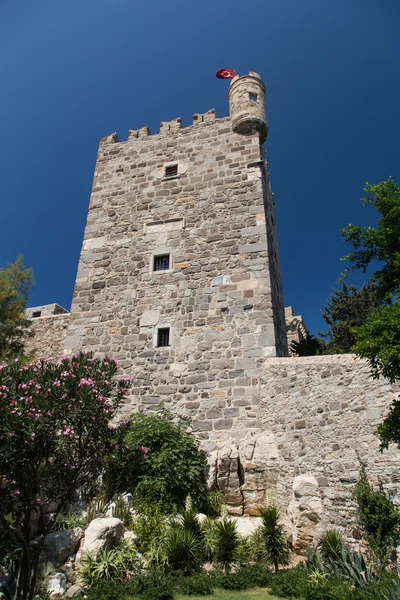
[80,517,124,556]
[47,573,67,598]
[288,474,325,554]
[213,430,281,516]
[44,528,84,565]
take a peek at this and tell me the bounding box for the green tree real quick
[290,333,326,356]
[339,178,400,449]
[0,352,134,600]
[0,256,34,361]
[341,177,400,298]
[104,409,208,510]
[320,283,384,354]
[354,463,400,570]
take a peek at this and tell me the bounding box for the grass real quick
[175,589,284,600]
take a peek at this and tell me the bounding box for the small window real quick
[157,327,170,347]
[153,254,170,271]
[165,164,178,178]
[32,311,42,318]
[249,93,258,102]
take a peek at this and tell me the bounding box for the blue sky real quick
[1,0,399,334]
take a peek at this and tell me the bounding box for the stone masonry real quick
[26,72,400,549]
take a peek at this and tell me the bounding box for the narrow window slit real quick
[157,328,170,347]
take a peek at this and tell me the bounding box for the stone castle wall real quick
[25,313,71,360]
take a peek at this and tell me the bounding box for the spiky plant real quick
[200,517,218,562]
[214,518,240,572]
[178,509,202,538]
[163,527,203,574]
[385,580,400,600]
[259,505,290,572]
[318,529,343,562]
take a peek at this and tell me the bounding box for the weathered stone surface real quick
[81,518,124,556]
[47,573,67,598]
[44,528,84,565]
[66,584,83,598]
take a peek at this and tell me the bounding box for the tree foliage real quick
[341,177,400,299]
[320,284,384,354]
[290,334,326,357]
[0,352,134,600]
[104,409,208,510]
[354,463,400,570]
[0,256,34,361]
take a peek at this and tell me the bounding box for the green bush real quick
[204,489,226,517]
[354,463,400,569]
[200,517,218,562]
[112,494,134,528]
[84,579,130,600]
[177,572,214,595]
[132,503,167,554]
[78,542,140,587]
[215,564,272,591]
[105,409,208,510]
[51,512,86,532]
[246,526,269,564]
[269,567,309,598]
[134,571,175,600]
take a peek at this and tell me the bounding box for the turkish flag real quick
[216,69,235,80]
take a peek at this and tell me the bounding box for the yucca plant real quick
[200,517,218,562]
[318,529,343,562]
[214,518,240,572]
[176,509,202,539]
[163,527,203,574]
[79,542,140,587]
[259,505,290,572]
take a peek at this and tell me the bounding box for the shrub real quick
[200,517,218,562]
[134,571,175,600]
[269,567,309,598]
[84,579,128,600]
[51,512,86,531]
[105,409,208,510]
[112,494,133,528]
[0,352,134,600]
[246,526,269,564]
[204,489,226,517]
[259,504,290,572]
[354,463,400,569]
[215,564,272,591]
[324,546,379,588]
[304,579,353,600]
[132,503,167,554]
[213,518,240,572]
[177,572,214,596]
[78,542,141,587]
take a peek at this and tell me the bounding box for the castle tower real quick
[64,72,288,436]
[229,72,268,143]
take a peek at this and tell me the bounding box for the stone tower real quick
[64,71,288,435]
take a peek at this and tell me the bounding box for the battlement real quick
[99,110,227,147]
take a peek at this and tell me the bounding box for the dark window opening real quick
[165,164,178,178]
[32,311,41,318]
[249,93,258,102]
[153,254,170,271]
[157,328,170,347]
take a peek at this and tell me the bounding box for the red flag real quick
[216,69,235,80]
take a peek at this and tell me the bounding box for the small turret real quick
[228,71,268,143]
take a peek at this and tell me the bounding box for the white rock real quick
[44,528,84,565]
[47,573,67,598]
[229,517,262,537]
[81,517,124,556]
[123,530,138,544]
[293,475,319,498]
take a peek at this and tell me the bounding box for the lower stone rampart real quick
[24,324,400,550]
[210,355,400,551]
